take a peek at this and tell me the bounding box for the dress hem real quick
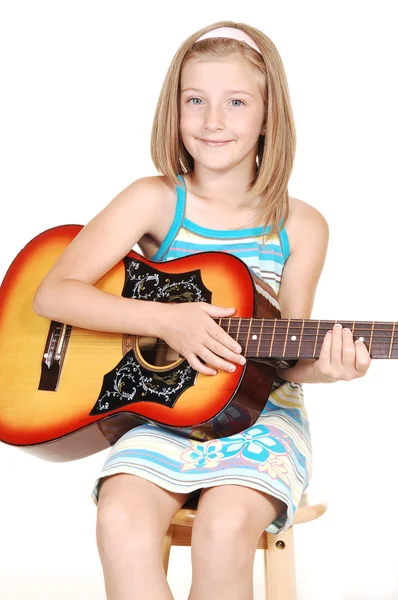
[92,466,294,535]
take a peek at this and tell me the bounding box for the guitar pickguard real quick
[89,256,212,415]
[90,351,196,414]
[121,255,212,304]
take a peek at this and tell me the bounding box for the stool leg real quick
[162,524,174,574]
[264,527,297,600]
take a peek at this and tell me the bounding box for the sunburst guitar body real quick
[0,225,396,461]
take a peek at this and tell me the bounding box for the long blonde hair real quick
[151,20,296,238]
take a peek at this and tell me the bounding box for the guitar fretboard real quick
[217,318,397,359]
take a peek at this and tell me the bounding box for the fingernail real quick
[334,323,342,329]
[211,370,217,375]
[235,345,241,353]
[239,357,246,364]
[229,365,236,372]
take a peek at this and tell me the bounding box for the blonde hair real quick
[151,20,296,238]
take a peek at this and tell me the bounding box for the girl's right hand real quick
[158,302,246,376]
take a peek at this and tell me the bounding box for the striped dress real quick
[92,175,312,534]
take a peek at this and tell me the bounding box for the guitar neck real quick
[217,318,398,359]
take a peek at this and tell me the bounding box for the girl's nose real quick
[203,104,224,131]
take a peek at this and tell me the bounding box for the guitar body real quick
[0,225,280,461]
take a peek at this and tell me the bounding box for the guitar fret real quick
[369,321,375,355]
[389,322,396,359]
[236,318,242,348]
[227,317,232,335]
[297,319,305,358]
[256,319,264,357]
[313,320,320,358]
[274,319,288,358]
[245,318,253,355]
[282,319,290,358]
[269,319,277,357]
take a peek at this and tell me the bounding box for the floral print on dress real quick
[180,440,224,470]
[220,425,287,463]
[180,424,288,477]
[259,453,290,485]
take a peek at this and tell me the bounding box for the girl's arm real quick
[33,176,243,375]
[33,176,173,337]
[275,200,370,384]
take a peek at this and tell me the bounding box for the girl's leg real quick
[188,485,286,600]
[96,473,189,600]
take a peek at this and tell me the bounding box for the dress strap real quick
[151,175,186,262]
[278,221,291,262]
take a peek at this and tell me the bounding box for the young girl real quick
[33,20,371,600]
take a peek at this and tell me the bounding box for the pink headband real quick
[196,26,261,55]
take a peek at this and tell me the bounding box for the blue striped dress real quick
[92,175,312,534]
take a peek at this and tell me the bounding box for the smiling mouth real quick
[199,139,232,146]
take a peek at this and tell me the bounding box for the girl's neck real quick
[186,165,259,210]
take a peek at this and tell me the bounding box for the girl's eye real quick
[231,99,244,107]
[189,97,203,105]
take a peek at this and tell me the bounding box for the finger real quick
[209,323,243,354]
[319,329,332,363]
[187,353,217,376]
[341,327,356,370]
[198,346,241,374]
[330,323,343,366]
[354,340,372,374]
[201,303,236,318]
[207,338,246,365]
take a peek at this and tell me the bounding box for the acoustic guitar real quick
[0,225,396,461]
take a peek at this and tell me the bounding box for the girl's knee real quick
[96,483,163,558]
[191,514,255,577]
[192,504,256,554]
[97,492,130,535]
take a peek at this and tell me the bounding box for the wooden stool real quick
[162,493,327,600]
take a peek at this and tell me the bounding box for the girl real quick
[33,20,371,600]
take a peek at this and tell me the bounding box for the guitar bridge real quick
[38,320,71,391]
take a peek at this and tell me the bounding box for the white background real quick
[1,1,397,599]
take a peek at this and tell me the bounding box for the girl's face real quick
[179,54,265,175]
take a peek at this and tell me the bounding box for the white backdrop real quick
[1,1,397,599]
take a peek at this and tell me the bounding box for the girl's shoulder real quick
[132,175,179,257]
[285,195,329,254]
[127,173,175,201]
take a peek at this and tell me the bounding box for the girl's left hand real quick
[314,323,372,383]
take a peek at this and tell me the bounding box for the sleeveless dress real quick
[92,175,312,534]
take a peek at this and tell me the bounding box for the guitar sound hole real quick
[137,336,182,367]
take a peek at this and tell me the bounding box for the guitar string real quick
[54,321,398,330]
[62,331,398,341]
[64,332,397,343]
[63,328,397,340]
[60,327,398,341]
[55,327,397,337]
[65,339,397,351]
[54,323,398,350]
